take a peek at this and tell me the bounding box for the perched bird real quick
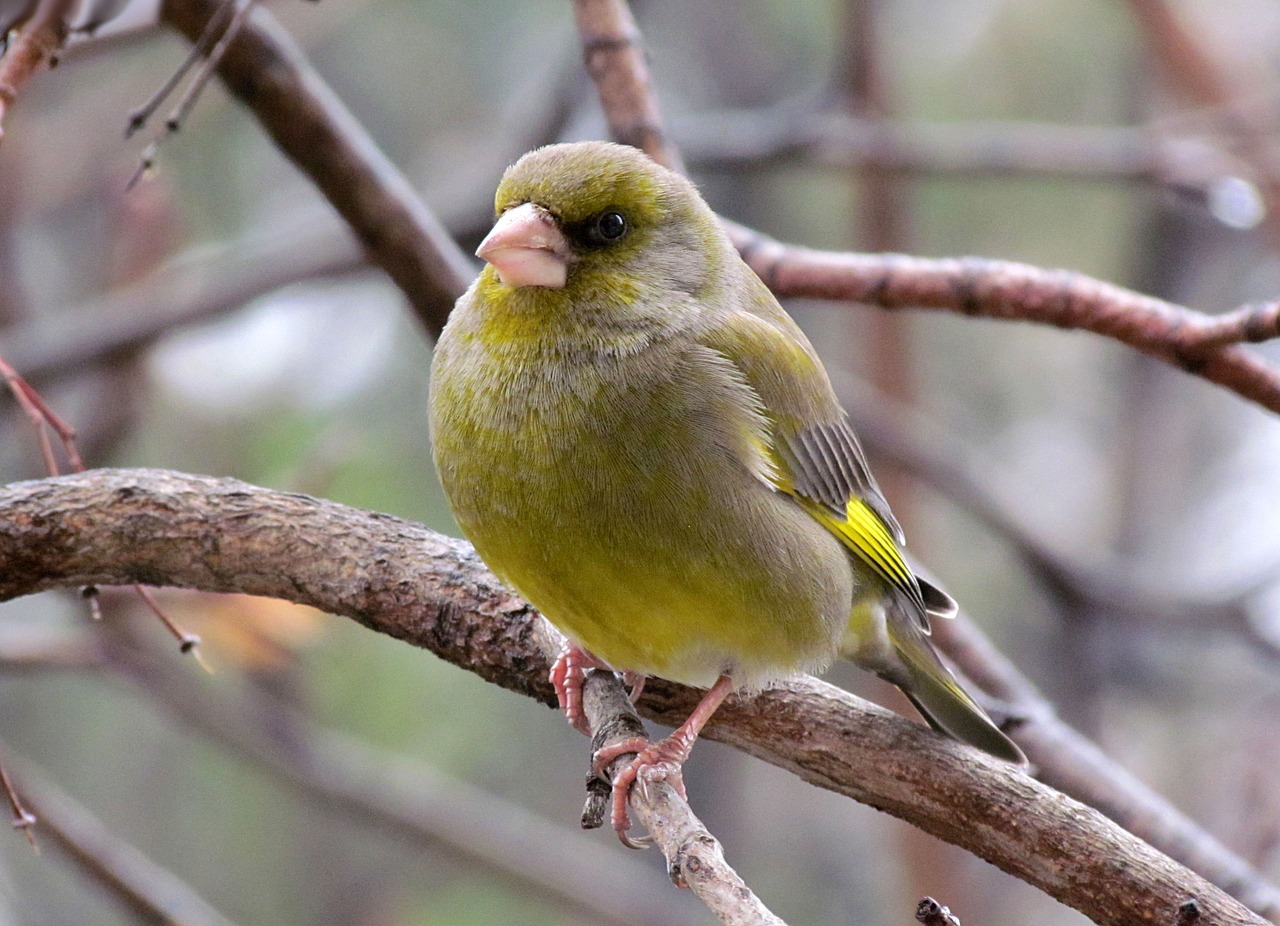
[429,141,1024,842]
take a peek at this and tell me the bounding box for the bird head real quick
[473,141,726,329]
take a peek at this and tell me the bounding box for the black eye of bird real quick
[595,211,627,242]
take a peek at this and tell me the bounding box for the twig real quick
[0,467,1271,926]
[6,753,241,926]
[0,756,36,849]
[0,354,82,473]
[125,0,235,136]
[158,0,473,337]
[580,670,787,925]
[128,0,259,190]
[571,0,682,172]
[0,0,75,142]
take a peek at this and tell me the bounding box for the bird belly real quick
[433,346,853,689]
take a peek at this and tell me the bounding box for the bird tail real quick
[888,615,1026,767]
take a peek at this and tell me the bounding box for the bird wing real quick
[699,293,926,617]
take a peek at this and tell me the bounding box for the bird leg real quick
[592,674,735,846]
[549,641,610,735]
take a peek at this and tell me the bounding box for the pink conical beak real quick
[476,203,570,289]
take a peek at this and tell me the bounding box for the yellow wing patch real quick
[796,495,923,609]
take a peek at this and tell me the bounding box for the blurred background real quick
[3,0,1280,923]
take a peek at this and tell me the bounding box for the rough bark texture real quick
[0,468,1267,926]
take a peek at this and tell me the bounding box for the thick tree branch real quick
[157,0,473,337]
[96,618,706,926]
[0,467,1269,926]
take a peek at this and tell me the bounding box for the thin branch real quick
[0,467,1270,926]
[7,754,241,926]
[731,235,1280,415]
[0,0,75,142]
[570,0,683,172]
[580,670,786,926]
[673,106,1251,193]
[157,0,473,337]
[0,354,82,473]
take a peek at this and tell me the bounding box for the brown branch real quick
[580,669,787,926]
[571,0,683,172]
[97,618,706,926]
[731,236,1280,415]
[673,107,1250,192]
[0,0,74,142]
[0,467,1270,926]
[157,0,473,338]
[9,756,240,926]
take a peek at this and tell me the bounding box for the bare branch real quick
[580,670,786,926]
[673,107,1251,193]
[731,235,1280,415]
[571,0,683,172]
[0,467,1270,926]
[0,0,75,142]
[157,0,473,337]
[9,756,240,926]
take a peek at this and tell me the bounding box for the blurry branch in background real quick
[6,757,241,926]
[1126,0,1280,253]
[0,467,1272,926]
[3,216,364,386]
[157,0,473,338]
[838,371,1280,647]
[0,0,74,142]
[94,612,708,926]
[838,372,1280,914]
[675,107,1259,196]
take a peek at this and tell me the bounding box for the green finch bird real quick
[429,140,1025,842]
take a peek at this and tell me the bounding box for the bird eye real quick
[595,211,627,241]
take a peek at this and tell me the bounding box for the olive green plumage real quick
[429,141,1023,766]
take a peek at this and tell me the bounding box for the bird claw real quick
[593,734,693,847]
[549,643,605,736]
